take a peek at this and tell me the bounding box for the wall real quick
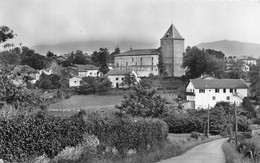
[193,88,248,109]
[69,78,82,87]
[114,55,159,77]
[160,38,185,77]
[78,70,99,78]
[108,75,125,88]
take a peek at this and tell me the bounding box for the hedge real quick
[0,111,86,162]
[85,112,168,155]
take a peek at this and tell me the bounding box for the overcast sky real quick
[1,0,260,47]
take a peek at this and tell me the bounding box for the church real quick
[114,24,185,77]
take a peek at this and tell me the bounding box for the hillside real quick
[197,40,260,58]
[31,40,158,55]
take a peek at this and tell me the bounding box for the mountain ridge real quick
[197,40,260,58]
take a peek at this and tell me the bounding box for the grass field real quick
[50,95,124,111]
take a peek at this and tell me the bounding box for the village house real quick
[71,64,100,78]
[107,69,139,88]
[114,24,185,77]
[186,78,248,109]
[69,76,82,87]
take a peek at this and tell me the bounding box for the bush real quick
[163,112,204,133]
[0,111,86,162]
[190,132,201,139]
[240,132,252,139]
[76,76,112,95]
[85,112,168,156]
[116,85,168,118]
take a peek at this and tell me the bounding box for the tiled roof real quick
[115,48,159,57]
[107,69,133,76]
[190,79,248,89]
[74,64,99,71]
[161,24,184,40]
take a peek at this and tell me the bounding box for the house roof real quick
[107,69,134,76]
[12,65,36,74]
[190,79,248,89]
[115,48,159,57]
[161,24,184,40]
[73,64,99,71]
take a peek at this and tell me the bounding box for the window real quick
[141,58,143,65]
[90,72,92,75]
[215,89,219,93]
[212,96,216,100]
[152,57,153,61]
[151,67,153,71]
[226,96,230,100]
[116,63,119,66]
[132,58,134,62]
[230,89,233,93]
[223,89,226,93]
[199,89,205,93]
[116,77,118,80]
[234,89,237,93]
[74,81,76,83]
[122,77,124,80]
[126,62,128,66]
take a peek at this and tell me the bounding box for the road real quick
[158,138,227,163]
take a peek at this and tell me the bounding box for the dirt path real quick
[158,138,227,163]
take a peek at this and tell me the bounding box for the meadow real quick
[50,94,124,111]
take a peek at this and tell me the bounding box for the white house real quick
[72,64,100,78]
[69,77,82,87]
[186,78,248,109]
[107,69,139,88]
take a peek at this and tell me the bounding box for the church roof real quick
[115,48,159,57]
[161,24,184,40]
[189,79,248,89]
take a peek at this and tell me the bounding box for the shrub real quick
[163,112,204,133]
[0,111,86,162]
[240,132,252,139]
[116,85,168,118]
[190,132,201,139]
[85,112,168,156]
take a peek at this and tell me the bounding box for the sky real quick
[1,0,260,47]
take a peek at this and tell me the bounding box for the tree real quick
[76,76,112,94]
[73,50,88,64]
[158,53,166,76]
[206,49,225,59]
[108,45,120,63]
[91,48,110,75]
[35,73,61,89]
[21,46,50,70]
[0,26,16,48]
[182,46,226,79]
[241,97,256,119]
[122,72,138,87]
[46,51,55,58]
[116,85,168,118]
[224,60,246,79]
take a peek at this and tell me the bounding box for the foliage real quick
[46,51,56,58]
[76,76,112,94]
[122,72,138,87]
[36,73,61,89]
[91,48,110,75]
[0,26,16,48]
[224,60,246,79]
[140,78,153,89]
[190,131,201,139]
[205,49,225,59]
[108,46,120,63]
[158,52,166,76]
[241,97,256,119]
[86,111,168,156]
[163,111,204,133]
[182,46,226,79]
[116,85,168,118]
[0,111,86,162]
[0,50,20,65]
[21,46,50,70]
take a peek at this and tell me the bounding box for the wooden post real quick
[234,102,238,146]
[207,104,210,138]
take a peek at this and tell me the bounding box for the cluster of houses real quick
[9,24,258,109]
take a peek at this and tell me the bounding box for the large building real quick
[114,24,185,77]
[186,78,248,109]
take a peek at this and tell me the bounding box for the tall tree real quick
[108,46,120,63]
[46,51,55,58]
[206,49,225,59]
[182,46,226,79]
[91,48,110,75]
[0,26,16,48]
